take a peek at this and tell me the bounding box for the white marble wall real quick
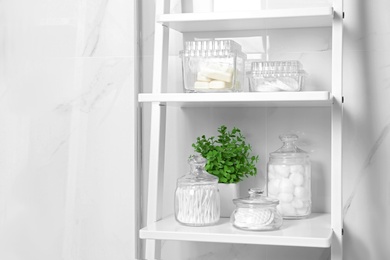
[342,0,390,259]
[0,1,139,259]
[141,0,390,259]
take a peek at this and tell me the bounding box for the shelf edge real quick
[140,214,332,248]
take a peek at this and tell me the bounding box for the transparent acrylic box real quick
[180,40,246,93]
[248,60,306,92]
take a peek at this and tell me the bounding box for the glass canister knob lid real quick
[279,133,298,143]
[177,155,219,185]
[249,188,264,197]
[233,188,279,206]
[270,133,308,157]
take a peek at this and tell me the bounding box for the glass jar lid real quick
[177,155,219,185]
[270,133,308,159]
[250,60,303,75]
[179,39,246,58]
[233,188,279,206]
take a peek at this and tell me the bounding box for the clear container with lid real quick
[230,188,283,231]
[175,155,220,226]
[248,60,305,92]
[267,134,311,219]
[179,40,246,93]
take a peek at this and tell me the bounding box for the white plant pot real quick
[218,183,240,218]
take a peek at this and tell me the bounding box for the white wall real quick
[141,0,390,259]
[0,1,139,259]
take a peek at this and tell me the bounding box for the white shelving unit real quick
[157,7,334,32]
[139,1,343,259]
[139,91,333,107]
[141,213,331,248]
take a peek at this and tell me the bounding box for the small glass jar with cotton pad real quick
[248,60,306,92]
[266,134,311,219]
[179,40,246,93]
[230,188,283,231]
[175,155,220,226]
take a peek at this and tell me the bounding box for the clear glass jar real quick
[267,134,311,219]
[248,60,305,92]
[230,188,282,231]
[175,155,220,226]
[179,40,246,93]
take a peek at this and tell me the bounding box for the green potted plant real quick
[192,125,259,217]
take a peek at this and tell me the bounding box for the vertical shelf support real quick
[145,103,167,259]
[132,1,141,258]
[331,0,344,259]
[144,0,170,259]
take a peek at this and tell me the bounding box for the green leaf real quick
[220,177,228,183]
[192,125,259,184]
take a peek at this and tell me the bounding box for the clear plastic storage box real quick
[248,60,306,92]
[180,40,246,93]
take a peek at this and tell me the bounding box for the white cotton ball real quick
[280,178,294,193]
[278,192,294,203]
[268,164,275,174]
[294,186,310,200]
[291,198,304,209]
[289,172,304,186]
[302,200,311,209]
[274,165,290,178]
[268,178,281,196]
[290,165,304,175]
[280,203,296,216]
[268,169,278,180]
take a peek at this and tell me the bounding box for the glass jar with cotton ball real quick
[266,134,311,219]
[230,188,283,231]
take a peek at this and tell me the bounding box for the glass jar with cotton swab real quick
[174,155,220,226]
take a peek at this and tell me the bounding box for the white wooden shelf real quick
[140,213,332,248]
[157,7,333,32]
[138,91,332,107]
[143,0,344,258]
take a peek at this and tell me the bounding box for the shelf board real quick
[157,7,334,32]
[140,213,332,248]
[138,91,333,107]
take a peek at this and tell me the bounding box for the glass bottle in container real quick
[175,155,220,226]
[230,188,283,231]
[266,134,311,219]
